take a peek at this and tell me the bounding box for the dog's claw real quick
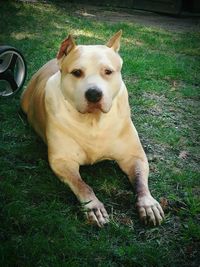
[82,199,109,227]
[136,195,164,226]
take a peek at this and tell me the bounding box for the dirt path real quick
[74,5,200,32]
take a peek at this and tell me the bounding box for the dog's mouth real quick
[77,102,110,114]
[87,102,104,113]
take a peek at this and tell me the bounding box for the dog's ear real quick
[106,30,122,52]
[57,35,76,60]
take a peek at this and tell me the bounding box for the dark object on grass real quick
[0,46,27,97]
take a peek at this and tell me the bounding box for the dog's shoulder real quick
[21,59,58,113]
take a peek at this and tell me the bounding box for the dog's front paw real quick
[82,198,109,227]
[136,195,164,226]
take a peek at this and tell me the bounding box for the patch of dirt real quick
[75,5,200,32]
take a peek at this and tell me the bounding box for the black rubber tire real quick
[0,46,27,97]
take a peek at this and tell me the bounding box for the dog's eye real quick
[71,69,83,78]
[105,69,113,75]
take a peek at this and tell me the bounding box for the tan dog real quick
[21,31,164,227]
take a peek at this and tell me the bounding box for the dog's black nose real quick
[85,88,102,103]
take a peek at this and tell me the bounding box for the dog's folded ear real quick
[106,30,122,52]
[57,35,76,60]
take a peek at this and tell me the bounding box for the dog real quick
[21,31,164,227]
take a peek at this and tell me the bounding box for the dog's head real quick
[57,31,123,114]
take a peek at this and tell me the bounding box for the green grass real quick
[0,1,200,266]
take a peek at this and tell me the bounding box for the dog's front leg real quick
[49,157,109,227]
[118,155,164,226]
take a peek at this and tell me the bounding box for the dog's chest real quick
[53,110,121,164]
[70,116,117,161]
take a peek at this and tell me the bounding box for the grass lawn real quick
[0,1,200,266]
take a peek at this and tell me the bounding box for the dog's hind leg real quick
[49,157,109,227]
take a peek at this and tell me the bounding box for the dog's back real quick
[21,59,59,141]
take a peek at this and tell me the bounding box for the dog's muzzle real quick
[85,87,102,103]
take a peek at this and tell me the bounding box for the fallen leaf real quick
[179,151,189,159]
[160,197,168,210]
[172,80,178,87]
